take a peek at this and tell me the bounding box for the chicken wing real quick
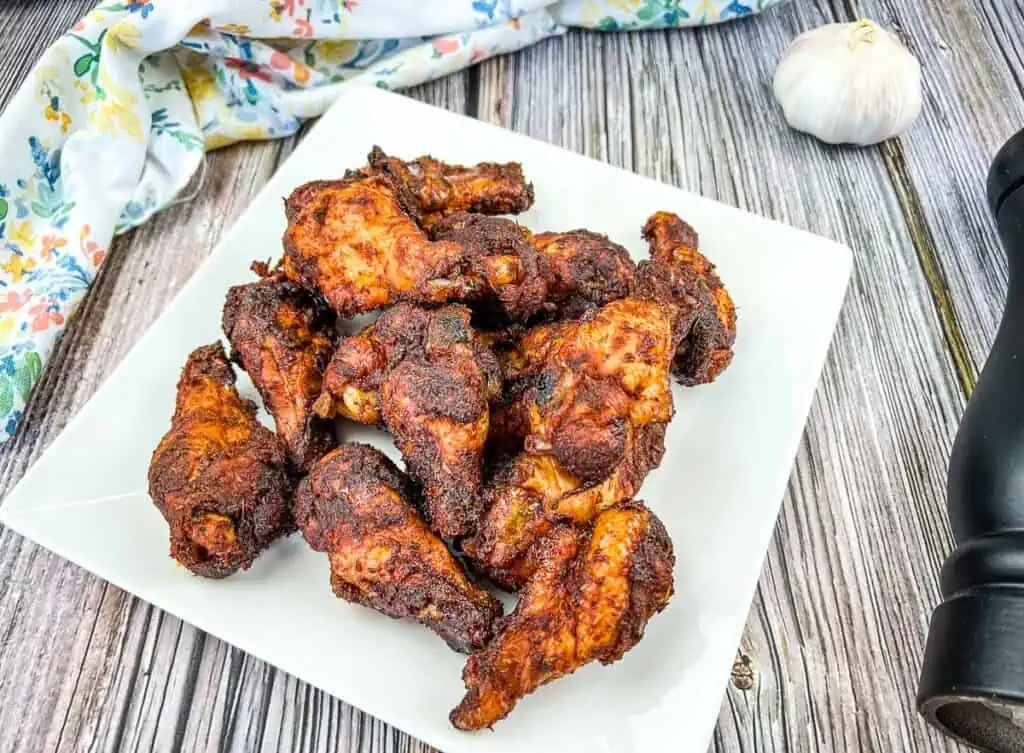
[531,229,638,320]
[639,211,737,385]
[315,304,500,539]
[295,444,502,652]
[148,343,292,578]
[223,265,337,473]
[429,212,550,323]
[451,502,674,730]
[355,146,535,228]
[282,175,472,317]
[465,422,666,590]
[283,177,544,320]
[464,297,676,588]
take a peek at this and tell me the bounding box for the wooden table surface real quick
[2,1,1021,751]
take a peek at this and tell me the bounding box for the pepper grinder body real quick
[918,129,1024,751]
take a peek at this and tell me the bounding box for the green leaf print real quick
[74,53,95,78]
[14,352,42,402]
[0,198,7,222]
[0,376,13,418]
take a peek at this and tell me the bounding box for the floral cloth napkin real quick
[0,0,782,443]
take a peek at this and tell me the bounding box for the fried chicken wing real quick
[466,422,666,590]
[493,297,676,478]
[464,297,676,588]
[639,211,737,385]
[316,304,500,539]
[531,229,638,320]
[295,444,502,652]
[283,176,475,317]
[451,502,674,730]
[430,212,549,322]
[148,343,291,578]
[356,146,534,227]
[223,265,337,473]
[283,177,544,320]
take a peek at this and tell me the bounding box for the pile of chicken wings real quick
[148,147,736,730]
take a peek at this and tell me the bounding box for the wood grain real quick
[0,0,1018,751]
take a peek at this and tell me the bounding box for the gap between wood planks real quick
[837,0,978,397]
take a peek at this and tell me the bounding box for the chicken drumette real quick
[314,304,500,539]
[451,502,674,730]
[223,265,337,474]
[295,444,502,652]
[148,343,292,578]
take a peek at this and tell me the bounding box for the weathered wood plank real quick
[0,0,97,111]
[1,0,1015,751]
[857,0,1024,388]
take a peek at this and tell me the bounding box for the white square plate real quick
[0,86,851,753]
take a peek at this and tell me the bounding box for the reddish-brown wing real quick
[148,343,291,578]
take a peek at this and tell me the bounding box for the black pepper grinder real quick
[918,129,1024,752]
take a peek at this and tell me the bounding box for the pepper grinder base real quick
[919,592,1024,751]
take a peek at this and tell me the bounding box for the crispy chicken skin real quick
[493,297,676,479]
[466,422,666,590]
[451,502,674,730]
[222,265,337,473]
[282,179,540,320]
[356,146,535,228]
[430,212,550,323]
[531,230,638,320]
[639,211,737,385]
[464,297,676,588]
[148,343,291,578]
[316,304,500,539]
[282,176,474,317]
[295,444,502,652]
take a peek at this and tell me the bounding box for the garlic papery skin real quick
[773,20,923,146]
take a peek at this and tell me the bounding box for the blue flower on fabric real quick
[0,356,15,376]
[125,0,154,20]
[721,1,753,19]
[5,410,22,437]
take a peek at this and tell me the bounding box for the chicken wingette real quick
[148,343,292,578]
[451,502,674,730]
[295,444,502,652]
[282,150,536,319]
[222,265,337,474]
[638,211,737,385]
[354,146,535,228]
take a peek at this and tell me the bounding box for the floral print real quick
[0,0,782,444]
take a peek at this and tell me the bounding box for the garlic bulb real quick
[773,19,922,146]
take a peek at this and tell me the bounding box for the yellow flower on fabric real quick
[90,68,143,141]
[3,254,38,285]
[73,80,97,106]
[105,20,143,52]
[44,104,72,134]
[312,40,359,65]
[181,64,219,105]
[0,315,15,343]
[696,0,720,19]
[216,24,251,34]
[9,222,37,255]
